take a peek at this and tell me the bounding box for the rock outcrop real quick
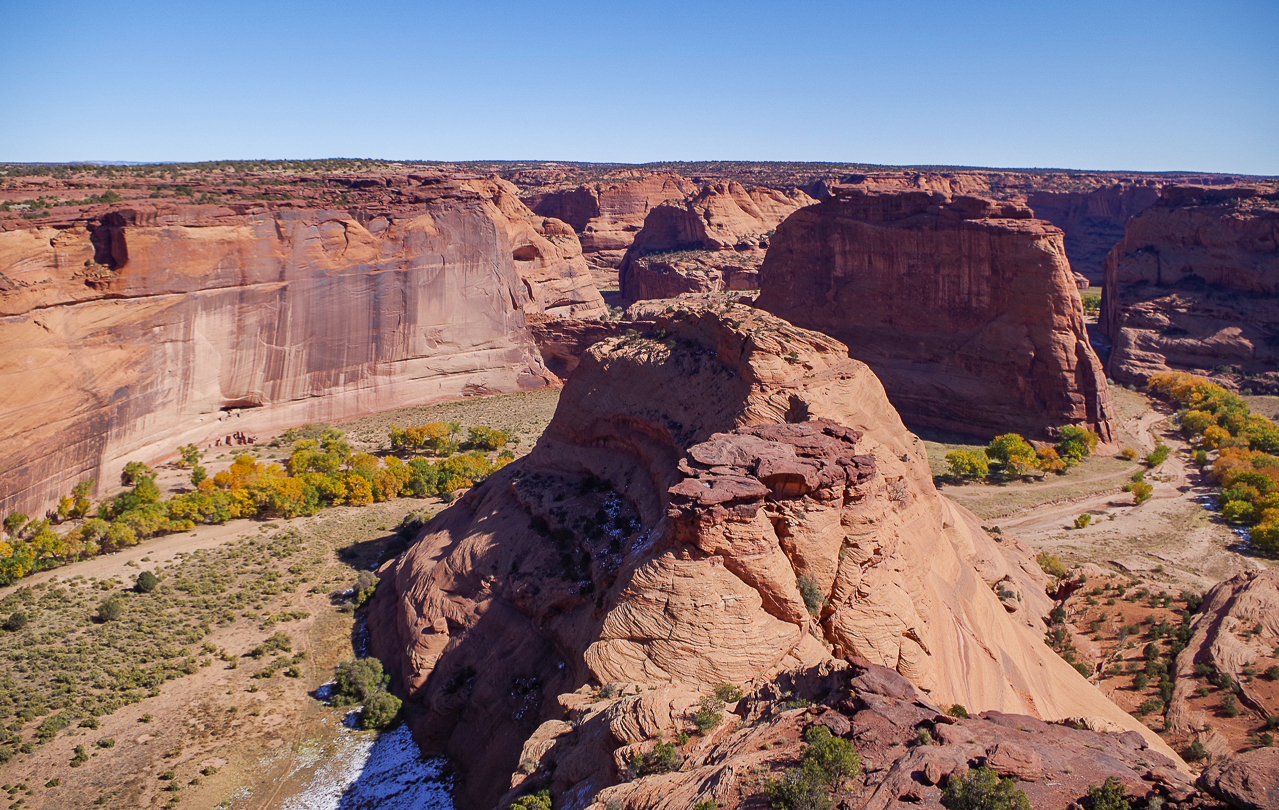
[553,662,1198,810]
[756,187,1114,441]
[369,301,1174,810]
[1100,185,1279,386]
[0,177,592,517]
[617,182,812,301]
[1200,748,1279,810]
[1168,569,1279,740]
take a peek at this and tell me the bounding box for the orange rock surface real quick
[368,301,1175,810]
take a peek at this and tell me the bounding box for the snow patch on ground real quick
[280,725,453,810]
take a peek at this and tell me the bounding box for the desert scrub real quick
[330,657,402,730]
[0,528,321,745]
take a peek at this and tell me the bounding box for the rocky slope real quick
[755,186,1114,441]
[617,182,813,301]
[369,301,1176,810]
[1168,570,1279,754]
[1100,185,1279,387]
[0,173,604,517]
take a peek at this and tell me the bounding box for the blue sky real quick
[1,1,1275,173]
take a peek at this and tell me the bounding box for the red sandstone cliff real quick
[0,177,601,517]
[1101,185,1279,386]
[755,187,1114,441]
[368,302,1174,810]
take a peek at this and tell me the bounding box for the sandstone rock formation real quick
[1200,748,1279,810]
[756,187,1114,441]
[617,182,812,301]
[525,174,695,277]
[461,178,606,319]
[0,176,591,517]
[544,661,1198,810]
[1168,569,1279,739]
[1101,185,1279,386]
[369,301,1174,810]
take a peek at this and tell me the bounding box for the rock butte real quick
[1101,185,1279,387]
[0,174,603,517]
[755,185,1114,441]
[369,301,1178,810]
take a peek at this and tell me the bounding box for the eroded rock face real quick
[1200,747,1279,810]
[617,182,812,301]
[555,662,1198,810]
[369,301,1174,810]
[526,174,695,278]
[756,187,1114,441]
[1169,569,1279,739]
[1100,185,1279,386]
[0,183,579,516]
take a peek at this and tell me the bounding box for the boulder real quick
[1200,748,1279,810]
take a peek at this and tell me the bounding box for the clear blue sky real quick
[2,1,1275,174]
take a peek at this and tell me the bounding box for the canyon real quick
[754,185,1114,441]
[3,161,1279,810]
[1101,184,1279,388]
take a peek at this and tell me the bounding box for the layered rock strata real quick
[0,178,597,516]
[1100,185,1279,386]
[369,301,1174,810]
[1027,183,1161,285]
[756,187,1114,441]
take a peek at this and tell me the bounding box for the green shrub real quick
[361,690,402,730]
[1084,777,1131,810]
[633,740,682,775]
[765,767,831,810]
[947,704,970,719]
[713,682,744,703]
[945,450,989,481]
[510,791,552,810]
[136,571,160,593]
[1185,739,1208,761]
[1145,444,1171,468]
[1073,513,1092,529]
[801,726,860,786]
[331,658,387,706]
[941,766,1032,810]
[694,696,724,734]
[97,596,124,622]
[3,612,27,632]
[797,575,826,617]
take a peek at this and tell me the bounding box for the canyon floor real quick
[0,386,1270,809]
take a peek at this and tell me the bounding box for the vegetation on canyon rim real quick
[1146,372,1279,553]
[0,422,511,586]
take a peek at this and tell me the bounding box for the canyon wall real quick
[368,302,1172,810]
[1101,185,1279,386]
[755,187,1113,441]
[1027,183,1161,285]
[0,178,602,517]
[617,182,813,301]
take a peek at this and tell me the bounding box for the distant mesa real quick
[756,184,1114,442]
